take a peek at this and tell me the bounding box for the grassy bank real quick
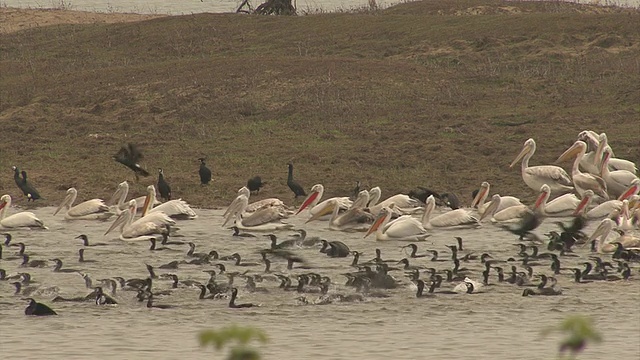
[0,0,638,209]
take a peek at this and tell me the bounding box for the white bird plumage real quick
[54,187,113,220]
[0,194,47,230]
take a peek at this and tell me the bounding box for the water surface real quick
[1,206,638,359]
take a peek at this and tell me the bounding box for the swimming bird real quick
[368,187,422,215]
[146,294,176,309]
[510,138,573,195]
[471,181,523,216]
[223,194,292,231]
[287,162,306,200]
[402,244,430,258]
[296,184,353,219]
[229,288,255,308]
[229,253,261,267]
[600,149,639,199]
[105,199,171,241]
[157,169,172,201]
[75,234,108,246]
[522,288,562,296]
[307,197,374,232]
[12,166,41,201]
[95,286,118,305]
[51,258,80,273]
[533,184,582,217]
[0,195,47,230]
[78,249,96,263]
[106,181,161,213]
[265,234,299,249]
[198,158,212,185]
[24,298,57,316]
[114,143,149,181]
[422,195,479,229]
[54,187,113,220]
[247,176,266,194]
[319,239,350,257]
[21,254,47,268]
[364,206,430,241]
[556,140,608,199]
[231,226,257,238]
[141,185,196,220]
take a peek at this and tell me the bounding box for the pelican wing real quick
[383,216,427,238]
[335,208,374,228]
[525,166,572,187]
[610,171,639,189]
[573,174,607,195]
[430,209,478,228]
[246,198,286,213]
[241,207,286,227]
[67,199,110,217]
[586,200,621,219]
[492,205,530,223]
[136,212,176,227]
[545,194,580,215]
[122,221,164,239]
[1,212,46,229]
[150,199,197,219]
[609,158,638,174]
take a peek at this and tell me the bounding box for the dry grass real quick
[0,0,638,209]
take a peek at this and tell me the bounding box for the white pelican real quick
[224,194,293,231]
[556,140,608,199]
[616,200,636,231]
[471,181,523,217]
[480,194,536,223]
[105,200,168,241]
[224,187,286,217]
[0,195,47,230]
[307,196,374,232]
[364,206,430,241]
[368,187,421,216]
[53,188,113,220]
[576,130,602,175]
[510,138,573,195]
[596,133,637,174]
[422,195,478,229]
[573,190,620,220]
[141,185,197,220]
[589,218,640,253]
[296,184,352,219]
[107,181,160,213]
[600,149,639,199]
[532,184,580,217]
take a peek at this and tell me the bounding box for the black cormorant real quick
[113,143,149,181]
[198,158,212,185]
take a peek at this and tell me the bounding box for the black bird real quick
[12,166,41,201]
[146,294,176,309]
[24,298,57,316]
[247,176,266,194]
[75,234,108,247]
[198,158,212,185]
[157,169,172,201]
[113,143,149,181]
[95,287,118,305]
[287,162,306,200]
[229,288,255,308]
[501,211,542,240]
[440,193,461,210]
[78,249,96,263]
[351,181,362,201]
[408,186,442,204]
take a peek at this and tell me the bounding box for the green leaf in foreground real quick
[199,325,268,360]
[541,315,602,357]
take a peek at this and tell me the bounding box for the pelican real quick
[0,195,47,230]
[510,138,573,195]
[600,149,639,199]
[224,194,293,231]
[224,187,286,217]
[596,133,637,174]
[481,194,532,223]
[617,200,636,231]
[105,200,168,241]
[141,185,197,220]
[589,218,640,252]
[296,184,352,219]
[422,195,478,229]
[307,196,374,232]
[533,184,581,217]
[576,130,602,175]
[471,181,523,216]
[53,188,113,220]
[573,190,620,220]
[556,140,608,199]
[107,181,160,213]
[368,187,421,216]
[364,206,430,241]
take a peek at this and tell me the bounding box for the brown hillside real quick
[0,1,638,209]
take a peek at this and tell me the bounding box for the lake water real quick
[0,205,638,359]
[2,0,639,14]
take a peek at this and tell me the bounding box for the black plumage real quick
[408,186,442,204]
[247,176,266,194]
[501,211,543,240]
[12,166,41,201]
[350,181,361,201]
[287,162,306,199]
[24,298,57,316]
[157,168,172,201]
[113,144,149,181]
[198,158,212,185]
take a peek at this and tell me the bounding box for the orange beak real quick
[296,191,319,215]
[534,190,547,209]
[141,195,151,217]
[364,212,387,238]
[573,196,590,216]
[618,184,639,201]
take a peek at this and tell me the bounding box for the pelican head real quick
[479,194,501,221]
[0,194,10,211]
[534,184,551,210]
[296,184,324,215]
[618,179,639,201]
[108,181,129,206]
[588,218,614,244]
[509,138,536,168]
[556,140,587,163]
[141,185,157,217]
[364,207,391,238]
[577,130,599,150]
[351,190,370,209]
[54,187,78,216]
[471,182,490,208]
[573,190,594,216]
[305,199,337,224]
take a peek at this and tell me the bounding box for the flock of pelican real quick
[1,130,639,253]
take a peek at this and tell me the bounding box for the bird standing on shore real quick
[12,166,41,201]
[157,169,172,201]
[287,162,306,201]
[198,158,212,185]
[114,144,149,182]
